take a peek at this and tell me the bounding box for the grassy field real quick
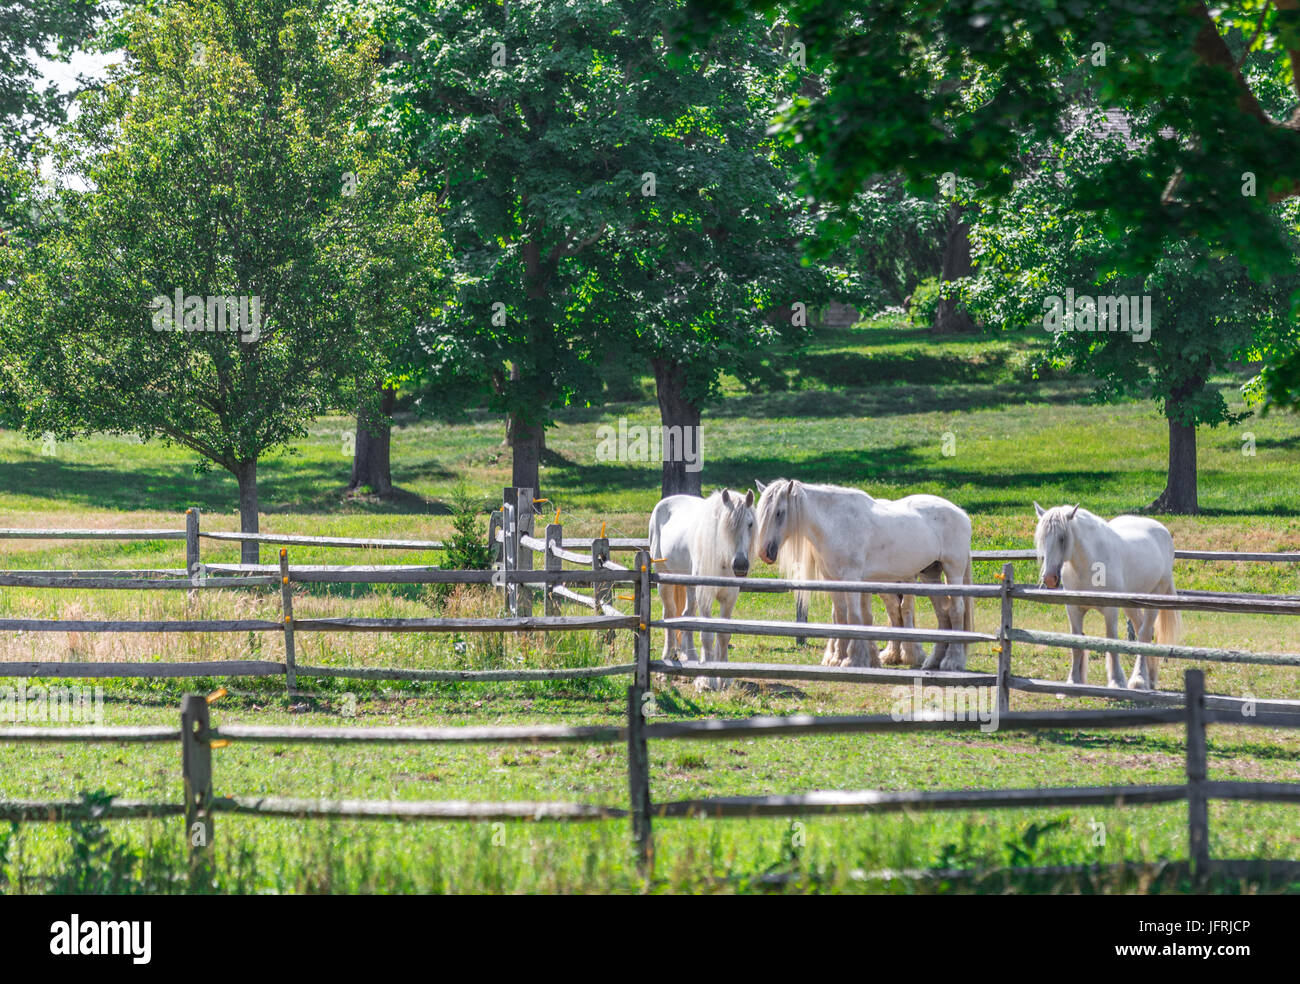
[2,315,1299,894]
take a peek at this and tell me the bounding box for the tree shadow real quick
[0,452,455,516]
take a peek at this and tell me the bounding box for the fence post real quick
[627,684,653,875]
[488,509,502,576]
[997,562,1014,716]
[279,548,297,696]
[1185,668,1210,882]
[185,507,201,578]
[544,523,562,616]
[502,501,518,616]
[634,549,651,689]
[592,536,614,645]
[516,488,534,618]
[502,488,517,615]
[181,694,214,879]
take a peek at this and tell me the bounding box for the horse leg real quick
[1066,605,1087,685]
[841,591,876,667]
[659,583,680,660]
[921,593,950,670]
[694,590,723,692]
[710,589,738,691]
[681,585,700,661]
[1127,606,1156,690]
[1102,607,1124,688]
[910,562,944,666]
[823,592,849,666]
[936,560,968,671]
[879,593,903,665]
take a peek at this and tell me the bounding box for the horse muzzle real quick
[1041,572,1060,589]
[732,560,750,578]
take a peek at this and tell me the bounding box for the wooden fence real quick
[2,670,1299,884]
[3,492,1300,715]
[5,501,1300,881]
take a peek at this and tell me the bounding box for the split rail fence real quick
[2,670,1299,884]
[4,493,1300,880]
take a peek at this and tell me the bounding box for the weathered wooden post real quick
[592,536,614,646]
[185,507,201,578]
[544,523,562,616]
[997,562,1014,716]
[279,548,297,695]
[181,694,214,879]
[502,488,518,615]
[1185,668,1210,882]
[515,488,534,618]
[488,509,503,587]
[501,501,518,616]
[626,685,653,875]
[634,549,652,689]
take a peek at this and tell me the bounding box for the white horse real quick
[648,488,756,691]
[754,479,975,670]
[1033,503,1181,690]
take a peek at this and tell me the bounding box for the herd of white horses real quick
[648,480,1181,692]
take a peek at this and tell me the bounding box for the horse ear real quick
[1068,503,1080,519]
[744,489,754,507]
[789,480,804,497]
[1033,501,1046,518]
[720,488,731,506]
[754,479,767,495]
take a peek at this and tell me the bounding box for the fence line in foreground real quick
[1,671,1297,885]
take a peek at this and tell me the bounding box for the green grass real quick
[2,314,1300,894]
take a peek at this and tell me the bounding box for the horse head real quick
[718,488,755,577]
[754,478,801,566]
[1033,501,1080,588]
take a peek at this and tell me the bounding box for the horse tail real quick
[1154,599,1181,647]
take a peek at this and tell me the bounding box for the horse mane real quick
[756,479,820,582]
[1036,504,1102,547]
[692,489,748,573]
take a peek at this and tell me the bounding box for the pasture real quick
[2,316,1300,894]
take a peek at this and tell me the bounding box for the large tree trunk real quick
[348,384,396,497]
[933,202,974,334]
[1151,416,1199,514]
[233,459,260,566]
[652,357,703,498]
[509,410,544,498]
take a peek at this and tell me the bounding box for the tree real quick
[965,112,1300,513]
[348,382,398,498]
[599,10,843,496]
[381,0,840,497]
[0,0,449,562]
[682,1,1300,404]
[0,0,104,159]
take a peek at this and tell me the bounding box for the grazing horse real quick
[1033,503,1180,690]
[648,488,756,690]
[754,479,975,670]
